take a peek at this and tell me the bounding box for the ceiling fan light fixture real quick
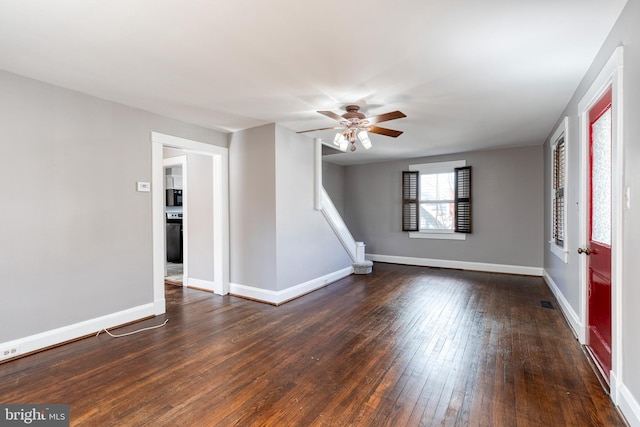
[358,130,372,150]
[335,132,348,151]
[333,132,342,147]
[297,105,405,153]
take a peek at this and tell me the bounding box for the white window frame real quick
[408,160,467,240]
[549,117,569,262]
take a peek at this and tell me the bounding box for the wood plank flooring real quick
[0,263,626,426]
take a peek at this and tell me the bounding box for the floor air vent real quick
[540,301,554,309]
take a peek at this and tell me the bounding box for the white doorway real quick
[151,132,229,315]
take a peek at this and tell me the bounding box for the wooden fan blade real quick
[369,126,403,138]
[296,126,341,134]
[317,110,345,122]
[366,110,406,125]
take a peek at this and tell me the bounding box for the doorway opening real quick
[163,155,187,286]
[151,132,229,316]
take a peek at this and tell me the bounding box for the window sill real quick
[549,241,568,263]
[409,232,467,240]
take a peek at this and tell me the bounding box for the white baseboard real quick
[154,298,166,315]
[187,277,220,294]
[230,266,353,305]
[542,270,584,342]
[617,381,640,427]
[0,303,156,361]
[611,371,620,404]
[367,254,543,277]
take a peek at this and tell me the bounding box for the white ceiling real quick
[0,0,627,165]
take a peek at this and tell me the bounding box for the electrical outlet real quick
[0,345,20,361]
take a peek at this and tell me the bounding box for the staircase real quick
[319,187,373,274]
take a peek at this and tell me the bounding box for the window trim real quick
[549,117,569,263]
[408,160,467,240]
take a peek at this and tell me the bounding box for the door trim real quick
[151,132,230,312]
[577,46,623,401]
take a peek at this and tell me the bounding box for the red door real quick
[586,87,613,378]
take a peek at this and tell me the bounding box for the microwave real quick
[166,189,182,206]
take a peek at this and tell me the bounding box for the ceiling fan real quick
[297,105,406,152]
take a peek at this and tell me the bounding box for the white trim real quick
[408,159,467,234]
[548,241,569,263]
[0,304,155,359]
[230,283,280,304]
[152,132,228,157]
[187,277,218,293]
[229,267,353,305]
[610,371,619,408]
[152,132,230,302]
[549,117,569,263]
[576,46,623,399]
[367,254,542,276]
[542,270,583,341]
[617,382,640,427]
[154,297,165,315]
[610,49,625,404]
[314,138,322,211]
[212,153,230,294]
[320,187,358,262]
[152,141,167,314]
[409,159,466,174]
[409,231,466,240]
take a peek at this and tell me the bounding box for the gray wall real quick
[0,70,226,342]
[228,124,352,292]
[544,0,640,412]
[228,124,278,291]
[322,161,345,216]
[343,145,544,268]
[275,126,352,290]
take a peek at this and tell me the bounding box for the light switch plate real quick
[625,186,631,209]
[137,182,151,192]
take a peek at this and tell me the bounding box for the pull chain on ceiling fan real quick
[297,105,406,151]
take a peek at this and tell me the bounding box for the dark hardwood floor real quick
[0,263,626,426]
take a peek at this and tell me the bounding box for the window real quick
[550,117,568,262]
[404,160,471,240]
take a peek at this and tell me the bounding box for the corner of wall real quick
[542,270,584,341]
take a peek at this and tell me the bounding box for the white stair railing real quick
[315,138,367,267]
[320,187,361,263]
